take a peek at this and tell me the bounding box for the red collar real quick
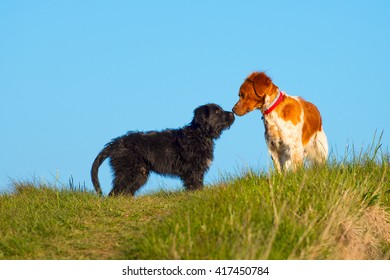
[263,91,284,115]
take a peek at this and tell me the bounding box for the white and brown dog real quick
[233,72,328,172]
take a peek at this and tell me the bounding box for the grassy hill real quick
[0,147,389,260]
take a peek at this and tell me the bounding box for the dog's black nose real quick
[228,111,235,122]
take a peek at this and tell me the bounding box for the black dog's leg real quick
[109,167,149,196]
[182,172,204,191]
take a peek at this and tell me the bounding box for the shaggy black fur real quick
[91,103,235,196]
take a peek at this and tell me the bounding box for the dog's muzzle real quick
[226,112,235,128]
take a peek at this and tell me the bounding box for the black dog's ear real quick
[192,105,209,127]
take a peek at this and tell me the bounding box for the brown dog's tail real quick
[91,145,111,196]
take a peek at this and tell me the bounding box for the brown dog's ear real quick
[251,72,272,97]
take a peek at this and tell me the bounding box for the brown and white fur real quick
[232,72,328,172]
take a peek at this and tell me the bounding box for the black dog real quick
[91,103,234,196]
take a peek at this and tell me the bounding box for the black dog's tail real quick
[91,145,111,196]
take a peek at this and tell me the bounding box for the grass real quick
[0,143,389,259]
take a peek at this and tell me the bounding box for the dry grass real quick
[335,205,390,259]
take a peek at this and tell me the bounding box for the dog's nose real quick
[228,111,235,121]
[232,105,237,115]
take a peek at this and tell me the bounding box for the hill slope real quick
[0,152,389,259]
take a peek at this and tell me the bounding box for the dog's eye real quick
[240,92,245,98]
[215,109,221,114]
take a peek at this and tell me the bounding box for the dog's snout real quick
[232,104,240,115]
[231,103,247,116]
[226,111,235,125]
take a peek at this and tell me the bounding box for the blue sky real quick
[1,0,389,195]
